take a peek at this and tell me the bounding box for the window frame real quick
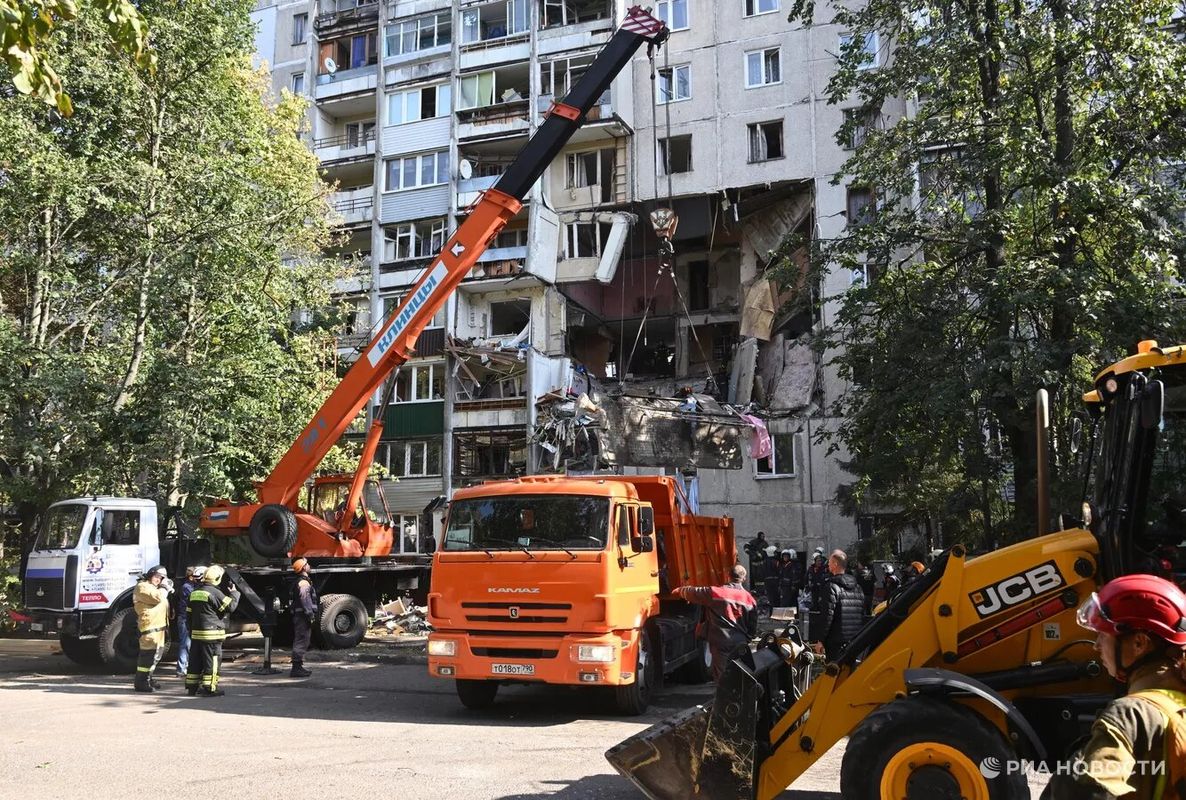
[290,71,306,95]
[383,151,450,193]
[658,134,693,175]
[846,185,877,227]
[743,0,779,16]
[563,220,613,259]
[392,362,446,403]
[292,12,308,45]
[754,432,797,479]
[839,32,879,70]
[744,46,782,88]
[656,64,691,104]
[385,11,452,57]
[655,0,689,31]
[387,83,452,126]
[747,119,785,163]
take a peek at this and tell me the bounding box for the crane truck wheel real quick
[840,696,1028,800]
[97,607,141,673]
[248,504,298,558]
[455,679,499,709]
[58,633,103,666]
[316,593,368,649]
[614,630,657,716]
[675,638,713,684]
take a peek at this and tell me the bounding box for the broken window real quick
[454,428,528,478]
[461,0,529,44]
[383,219,447,261]
[745,47,781,87]
[538,0,611,27]
[565,148,616,202]
[842,106,879,150]
[656,65,691,103]
[489,299,531,336]
[846,186,877,227]
[340,295,371,336]
[755,432,796,477]
[658,135,692,175]
[458,71,497,109]
[687,261,710,311]
[564,221,613,258]
[747,120,784,162]
[541,53,610,104]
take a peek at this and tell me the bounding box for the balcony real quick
[314,127,376,165]
[330,186,374,227]
[315,0,379,34]
[456,99,530,142]
[456,174,498,208]
[315,67,379,109]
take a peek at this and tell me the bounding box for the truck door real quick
[77,506,149,612]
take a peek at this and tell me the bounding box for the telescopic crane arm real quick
[235,8,668,512]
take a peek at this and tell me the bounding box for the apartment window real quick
[393,362,445,402]
[489,299,531,336]
[319,32,378,73]
[539,0,611,28]
[292,13,308,44]
[382,291,445,327]
[745,47,781,87]
[458,71,497,109]
[453,428,528,478]
[385,11,452,57]
[461,0,529,44]
[839,32,879,70]
[847,186,877,226]
[383,151,449,191]
[290,72,305,94]
[843,106,879,149]
[747,120,784,162]
[656,64,691,103]
[383,218,447,261]
[344,121,376,146]
[385,439,443,476]
[744,0,779,15]
[540,54,611,105]
[564,221,613,258]
[849,262,884,287]
[494,227,529,248]
[755,432,796,477]
[656,0,688,30]
[388,84,451,125]
[658,135,692,174]
[565,148,616,202]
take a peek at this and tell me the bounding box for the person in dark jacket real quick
[778,549,801,607]
[854,561,876,615]
[185,565,240,697]
[807,548,829,609]
[290,558,319,678]
[816,550,867,661]
[175,565,205,678]
[673,564,758,682]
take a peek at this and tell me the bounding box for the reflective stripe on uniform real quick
[217,597,233,612]
[191,629,226,641]
[190,590,210,603]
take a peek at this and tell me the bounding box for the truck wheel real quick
[97,607,140,673]
[614,631,656,716]
[249,504,298,558]
[316,593,368,649]
[676,638,713,684]
[841,696,1028,800]
[59,634,103,666]
[456,679,499,710]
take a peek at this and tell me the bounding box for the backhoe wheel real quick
[614,630,657,716]
[316,593,368,649]
[248,504,298,558]
[59,634,103,666]
[456,679,499,710]
[841,696,1027,800]
[98,607,140,673]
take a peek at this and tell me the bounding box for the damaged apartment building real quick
[251,0,887,551]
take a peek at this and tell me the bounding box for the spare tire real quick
[249,504,298,558]
[316,593,368,649]
[98,607,140,673]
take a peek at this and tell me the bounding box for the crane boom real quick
[206,7,668,537]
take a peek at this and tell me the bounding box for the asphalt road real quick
[0,638,1049,799]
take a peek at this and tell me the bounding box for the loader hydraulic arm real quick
[251,8,668,509]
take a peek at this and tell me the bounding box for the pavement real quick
[0,637,1050,799]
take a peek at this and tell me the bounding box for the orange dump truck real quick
[426,475,735,714]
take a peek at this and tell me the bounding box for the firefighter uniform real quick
[185,566,240,696]
[132,567,172,692]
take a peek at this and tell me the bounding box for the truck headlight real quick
[576,644,616,663]
[428,639,457,657]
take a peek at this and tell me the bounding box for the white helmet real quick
[765,545,777,557]
[884,563,895,575]
[786,548,797,560]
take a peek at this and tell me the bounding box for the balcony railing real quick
[315,0,379,31]
[331,190,374,226]
[314,129,377,150]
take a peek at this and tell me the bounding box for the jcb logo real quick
[969,561,1065,618]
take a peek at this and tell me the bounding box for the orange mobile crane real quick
[200,7,670,561]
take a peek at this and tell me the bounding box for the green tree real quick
[782,0,1186,544]
[1,0,152,113]
[0,0,348,555]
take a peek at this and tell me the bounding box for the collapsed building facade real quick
[251,0,892,553]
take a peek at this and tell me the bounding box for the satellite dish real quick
[458,159,473,180]
[324,57,338,75]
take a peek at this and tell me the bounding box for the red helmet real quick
[1077,574,1186,646]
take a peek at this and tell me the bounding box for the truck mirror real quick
[631,534,654,553]
[1141,380,1164,431]
[638,507,655,536]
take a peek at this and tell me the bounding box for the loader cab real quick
[308,476,392,529]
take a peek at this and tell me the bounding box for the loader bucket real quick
[606,649,781,800]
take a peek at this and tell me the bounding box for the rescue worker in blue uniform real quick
[290,558,318,678]
[185,565,240,697]
[175,565,205,678]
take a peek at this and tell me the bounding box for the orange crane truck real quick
[426,475,736,714]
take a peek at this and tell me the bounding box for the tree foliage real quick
[782,0,1186,545]
[0,0,349,552]
[1,0,153,114]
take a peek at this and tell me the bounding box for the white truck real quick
[22,496,430,670]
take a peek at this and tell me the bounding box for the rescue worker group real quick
[132,558,317,695]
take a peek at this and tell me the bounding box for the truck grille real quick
[461,601,572,625]
[25,577,64,608]
[471,647,559,659]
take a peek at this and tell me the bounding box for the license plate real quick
[491,663,534,676]
[30,623,43,632]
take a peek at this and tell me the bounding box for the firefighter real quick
[185,565,240,697]
[175,565,205,678]
[290,558,319,678]
[132,565,173,693]
[1042,574,1186,799]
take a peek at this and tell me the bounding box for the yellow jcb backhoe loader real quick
[607,341,1186,800]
